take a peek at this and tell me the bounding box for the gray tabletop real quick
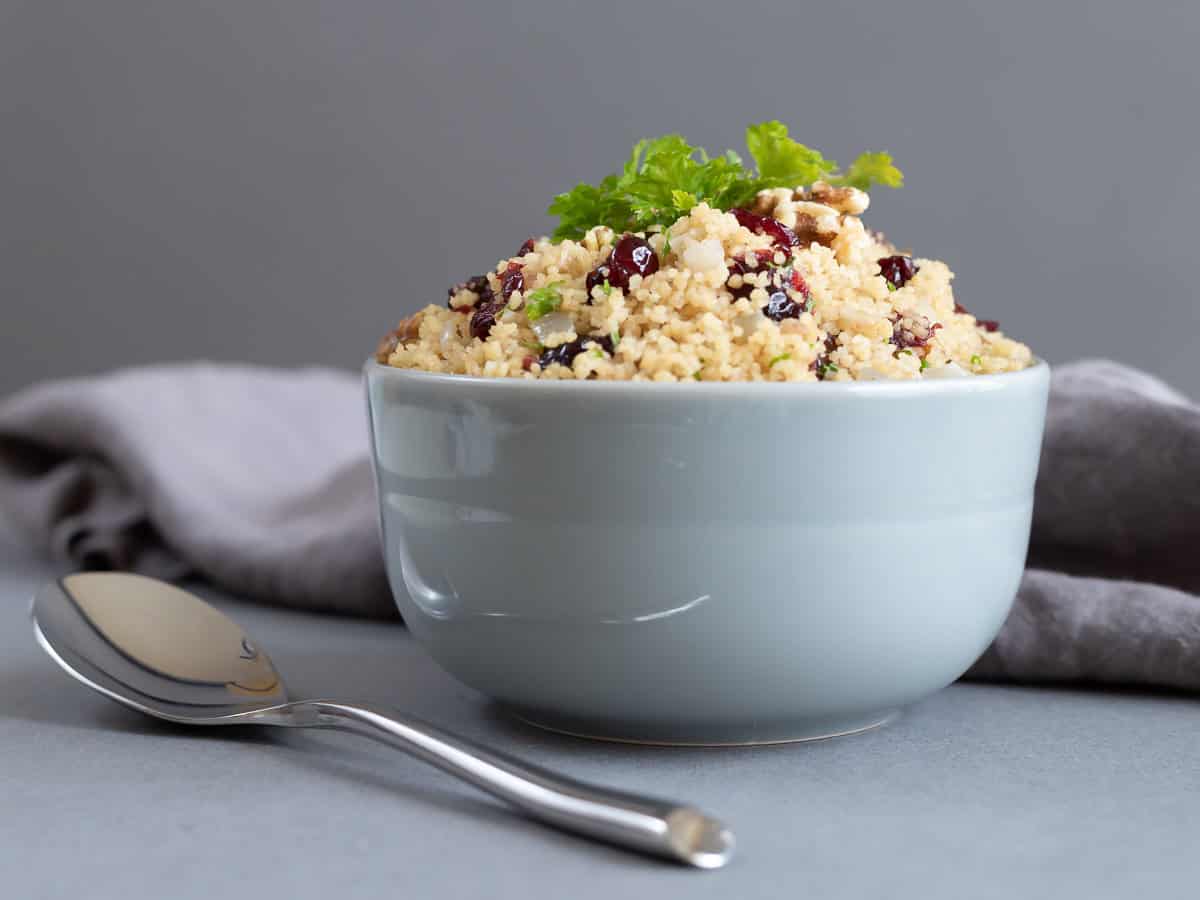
[2,537,1197,899]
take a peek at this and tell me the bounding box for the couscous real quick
[376,122,1032,382]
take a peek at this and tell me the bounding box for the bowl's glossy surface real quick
[365,361,1050,744]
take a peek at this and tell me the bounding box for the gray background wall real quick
[2,0,1197,397]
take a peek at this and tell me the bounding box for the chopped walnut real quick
[752,187,795,221]
[397,311,424,342]
[753,188,842,247]
[805,181,870,215]
[754,183,868,247]
[375,312,424,362]
[791,201,841,242]
[374,333,399,363]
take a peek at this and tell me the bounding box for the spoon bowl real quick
[34,574,290,720]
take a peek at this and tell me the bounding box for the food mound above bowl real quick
[376,121,1033,382]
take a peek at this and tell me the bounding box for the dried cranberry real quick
[728,258,810,320]
[891,313,942,350]
[584,264,612,303]
[603,263,629,290]
[521,355,535,372]
[609,235,659,287]
[500,262,525,300]
[762,269,810,321]
[786,268,810,300]
[731,208,799,250]
[878,255,918,289]
[447,274,493,310]
[538,338,583,369]
[725,250,777,300]
[586,235,659,294]
[517,238,535,257]
[469,301,503,340]
[763,291,802,321]
[537,334,612,370]
[811,333,839,380]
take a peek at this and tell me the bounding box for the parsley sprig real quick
[548,121,902,241]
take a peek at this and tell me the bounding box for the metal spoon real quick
[31,572,734,869]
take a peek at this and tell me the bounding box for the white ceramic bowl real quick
[366,360,1050,745]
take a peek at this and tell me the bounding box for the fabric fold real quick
[0,364,392,617]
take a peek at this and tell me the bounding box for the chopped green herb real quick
[886,282,897,292]
[611,328,620,347]
[833,151,904,191]
[548,121,904,240]
[768,353,791,367]
[919,358,929,371]
[661,230,671,258]
[819,362,840,377]
[601,279,613,296]
[693,370,703,380]
[524,283,564,321]
[897,349,913,357]
[520,340,544,352]
[591,348,604,359]
[970,354,983,366]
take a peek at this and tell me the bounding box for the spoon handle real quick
[268,700,733,869]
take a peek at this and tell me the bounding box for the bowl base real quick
[505,707,900,747]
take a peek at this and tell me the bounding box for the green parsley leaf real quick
[661,230,671,258]
[970,354,983,366]
[886,282,897,292]
[768,352,791,367]
[524,283,564,321]
[591,348,604,359]
[919,358,929,372]
[611,328,620,347]
[670,189,698,210]
[547,122,904,240]
[548,176,631,243]
[744,120,837,188]
[693,370,703,380]
[897,349,913,357]
[820,362,840,377]
[834,151,904,191]
[601,279,613,296]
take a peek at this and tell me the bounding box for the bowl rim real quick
[364,357,1049,398]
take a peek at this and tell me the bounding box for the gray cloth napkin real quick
[968,360,1200,690]
[0,364,393,617]
[1,359,1197,691]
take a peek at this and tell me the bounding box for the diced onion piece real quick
[530,311,575,343]
[922,361,968,379]
[681,237,725,273]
